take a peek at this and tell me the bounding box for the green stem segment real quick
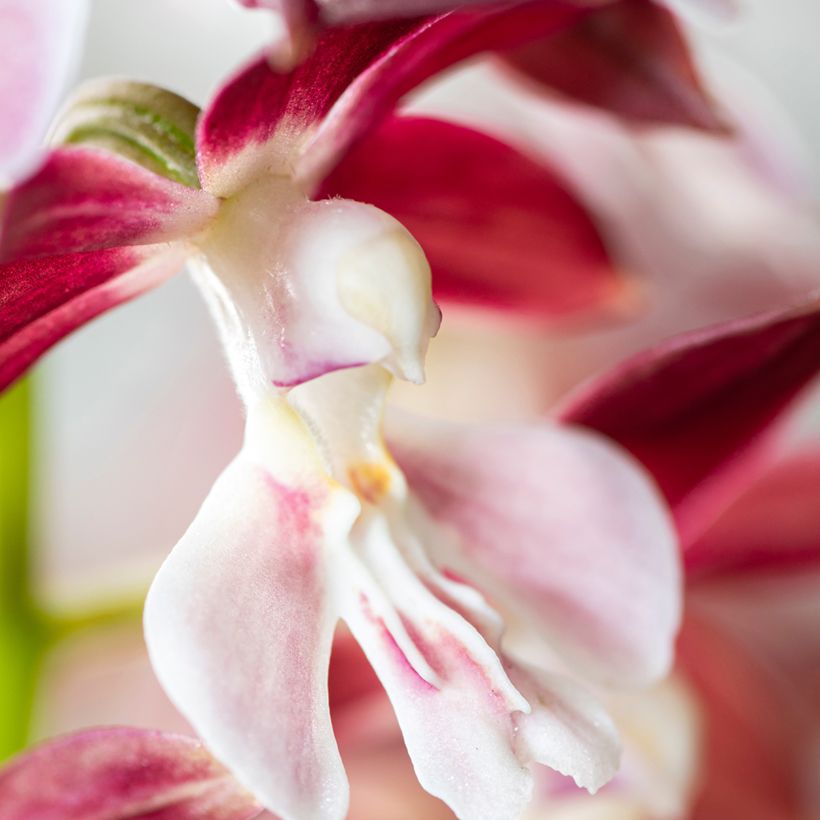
[0,381,148,762]
[0,379,43,760]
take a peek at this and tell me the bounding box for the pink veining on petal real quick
[360,593,436,693]
[346,580,533,819]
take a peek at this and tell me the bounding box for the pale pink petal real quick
[389,414,680,687]
[0,243,188,391]
[0,727,261,820]
[1,147,218,260]
[558,295,820,545]
[341,558,620,815]
[0,0,87,184]
[143,455,351,820]
[198,4,587,196]
[320,115,625,319]
[327,633,454,820]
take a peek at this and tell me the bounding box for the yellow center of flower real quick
[348,461,393,504]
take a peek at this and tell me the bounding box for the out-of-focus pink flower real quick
[0,7,695,818]
[0,727,262,819]
[0,0,87,186]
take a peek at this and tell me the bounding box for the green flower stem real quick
[0,379,149,761]
[0,378,43,760]
[40,595,146,645]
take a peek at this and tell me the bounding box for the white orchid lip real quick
[194,182,440,400]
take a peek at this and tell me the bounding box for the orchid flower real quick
[0,0,87,186]
[235,0,737,70]
[4,370,819,820]
[0,6,690,818]
[4,453,816,819]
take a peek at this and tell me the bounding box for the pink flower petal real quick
[0,727,261,819]
[198,3,587,196]
[0,243,188,391]
[558,295,820,545]
[0,0,87,184]
[143,455,350,820]
[320,115,625,319]
[505,0,725,131]
[389,414,680,688]
[1,147,218,260]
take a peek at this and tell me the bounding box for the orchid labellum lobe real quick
[0,9,686,819]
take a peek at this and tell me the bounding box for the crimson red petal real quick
[558,296,820,544]
[320,115,624,318]
[197,2,587,195]
[0,244,187,390]
[686,450,820,578]
[196,19,415,195]
[0,147,218,261]
[506,0,725,131]
[0,727,261,819]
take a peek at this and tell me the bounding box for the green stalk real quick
[41,595,145,645]
[0,381,150,762]
[0,379,43,760]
